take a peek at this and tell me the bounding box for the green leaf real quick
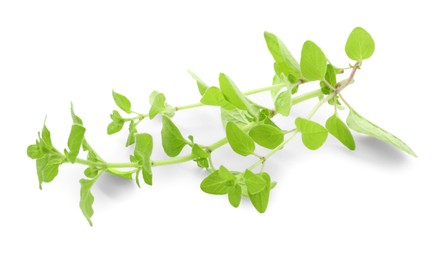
[192,144,209,159]
[70,103,83,125]
[41,122,52,147]
[228,185,242,208]
[326,114,356,150]
[107,120,124,135]
[274,90,292,116]
[161,116,188,157]
[300,40,327,81]
[149,91,167,119]
[249,124,284,149]
[110,110,123,121]
[84,167,99,178]
[295,118,328,150]
[188,70,209,96]
[134,133,153,185]
[200,87,235,110]
[200,167,235,195]
[112,91,131,113]
[248,172,271,213]
[244,170,267,195]
[226,121,255,156]
[79,178,96,226]
[221,108,251,128]
[325,64,337,87]
[67,124,86,163]
[219,73,257,115]
[345,27,375,61]
[126,121,137,147]
[346,109,416,157]
[27,143,43,159]
[264,32,302,81]
[36,154,60,189]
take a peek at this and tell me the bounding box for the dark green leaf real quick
[248,172,271,213]
[188,70,209,96]
[79,178,96,226]
[228,185,242,208]
[264,32,302,82]
[345,27,375,61]
[346,109,416,156]
[326,114,356,150]
[67,124,86,163]
[226,122,255,156]
[300,40,327,81]
[295,118,328,150]
[112,91,132,113]
[249,124,284,149]
[161,116,188,157]
[134,133,153,185]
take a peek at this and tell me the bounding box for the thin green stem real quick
[291,89,322,105]
[243,83,288,95]
[151,154,196,167]
[306,93,334,119]
[175,102,204,111]
[76,158,138,168]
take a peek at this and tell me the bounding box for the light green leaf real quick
[134,133,153,185]
[36,154,60,189]
[274,90,292,116]
[27,143,43,159]
[188,70,209,96]
[161,116,188,157]
[79,178,96,226]
[41,122,52,147]
[326,114,356,150]
[70,103,83,125]
[226,122,255,156]
[248,172,271,213]
[346,109,416,157]
[126,121,137,147]
[264,32,302,81]
[249,124,284,149]
[244,170,267,195]
[192,144,209,159]
[295,118,328,150]
[112,91,132,113]
[107,120,124,135]
[345,27,375,61]
[219,73,257,115]
[200,167,235,195]
[221,108,251,128]
[200,87,235,110]
[67,124,86,163]
[300,40,327,81]
[325,64,337,87]
[228,185,242,208]
[149,92,167,119]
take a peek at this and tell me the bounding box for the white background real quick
[1,0,447,259]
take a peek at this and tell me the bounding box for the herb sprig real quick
[27,27,416,225]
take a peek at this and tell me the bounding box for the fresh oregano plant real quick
[27,27,416,225]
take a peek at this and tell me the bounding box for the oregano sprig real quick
[27,27,416,225]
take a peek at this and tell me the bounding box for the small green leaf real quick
[107,120,124,135]
[188,70,209,96]
[295,118,328,150]
[300,40,327,81]
[326,114,356,150]
[192,144,209,159]
[274,90,292,116]
[221,108,252,128]
[244,170,267,195]
[325,64,337,87]
[27,144,43,159]
[226,122,255,156]
[126,121,137,147]
[110,110,123,121]
[112,91,132,113]
[84,167,99,178]
[79,178,96,226]
[134,134,153,185]
[200,167,234,195]
[67,124,86,163]
[36,154,61,189]
[70,103,83,125]
[200,87,235,110]
[41,122,52,147]
[219,73,257,115]
[228,185,242,208]
[161,116,188,157]
[345,27,375,61]
[264,32,302,82]
[249,124,284,149]
[346,109,416,157]
[248,172,271,213]
[149,92,167,119]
